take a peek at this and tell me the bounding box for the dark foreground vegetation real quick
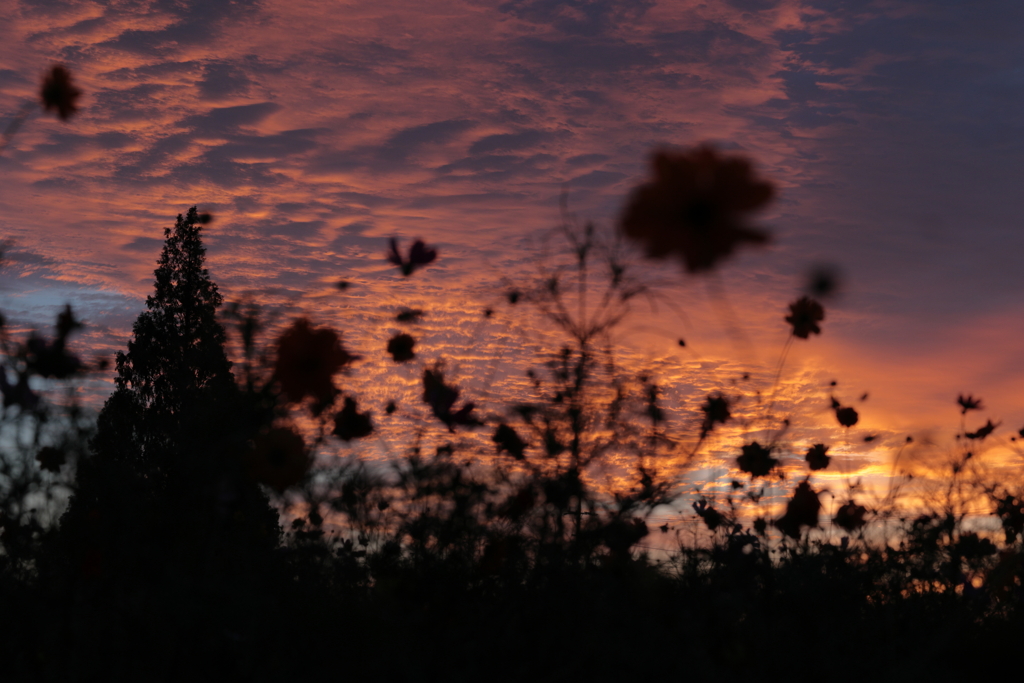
[1,66,1022,682]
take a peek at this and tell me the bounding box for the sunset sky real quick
[2,0,1023,489]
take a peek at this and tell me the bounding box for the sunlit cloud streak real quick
[1,0,1023,489]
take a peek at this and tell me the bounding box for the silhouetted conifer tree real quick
[56,207,279,590]
[89,207,234,469]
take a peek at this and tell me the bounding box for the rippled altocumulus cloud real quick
[2,0,1024,466]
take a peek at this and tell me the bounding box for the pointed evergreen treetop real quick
[114,206,233,415]
[61,207,281,581]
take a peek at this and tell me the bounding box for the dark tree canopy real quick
[91,207,237,467]
[57,207,279,588]
[117,206,233,414]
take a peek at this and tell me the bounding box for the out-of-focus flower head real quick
[386,333,416,362]
[274,318,355,407]
[737,441,777,478]
[422,364,481,432]
[248,427,311,493]
[16,304,85,380]
[493,423,527,460]
[24,334,82,379]
[387,238,437,276]
[36,446,66,474]
[700,392,731,437]
[55,304,83,341]
[395,308,424,323]
[776,480,821,538]
[806,265,842,299]
[965,419,999,441]
[785,296,824,339]
[619,144,774,273]
[805,443,830,471]
[834,501,868,533]
[40,65,81,121]
[692,498,723,531]
[830,396,859,428]
[957,394,983,414]
[333,396,374,441]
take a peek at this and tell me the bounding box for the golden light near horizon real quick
[3,0,1024,539]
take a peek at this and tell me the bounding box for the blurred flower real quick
[700,392,731,437]
[23,333,82,379]
[396,308,424,323]
[805,443,830,471]
[333,396,374,441]
[40,65,81,121]
[274,319,355,406]
[387,238,437,276]
[493,423,527,460]
[834,502,867,532]
[386,333,416,363]
[619,145,773,273]
[737,441,776,478]
[692,499,723,531]
[957,394,983,414]
[776,481,821,538]
[965,419,999,440]
[785,296,824,339]
[422,365,481,431]
[36,446,66,473]
[20,304,85,379]
[56,304,83,340]
[835,405,859,428]
[248,427,311,493]
[806,265,842,299]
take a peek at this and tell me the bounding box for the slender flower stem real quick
[762,333,794,424]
